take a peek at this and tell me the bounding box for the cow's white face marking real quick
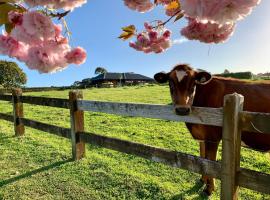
[186,97,190,104]
[176,70,187,83]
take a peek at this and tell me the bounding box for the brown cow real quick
[154,64,270,195]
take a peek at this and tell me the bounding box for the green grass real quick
[0,85,270,199]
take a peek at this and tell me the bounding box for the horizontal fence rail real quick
[21,96,70,109]
[2,113,269,195]
[1,90,270,199]
[79,131,270,195]
[79,131,221,178]
[21,118,71,139]
[0,95,69,109]
[0,113,13,122]
[238,168,270,195]
[77,100,223,126]
[240,111,270,133]
[0,95,12,101]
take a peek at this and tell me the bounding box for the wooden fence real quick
[0,88,270,199]
[0,86,74,94]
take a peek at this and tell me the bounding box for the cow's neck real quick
[192,77,238,108]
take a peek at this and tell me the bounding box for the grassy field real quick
[0,85,270,199]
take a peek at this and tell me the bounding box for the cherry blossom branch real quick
[152,10,182,29]
[50,10,70,20]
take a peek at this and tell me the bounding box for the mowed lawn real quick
[0,85,270,199]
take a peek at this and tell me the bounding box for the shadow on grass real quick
[170,180,209,200]
[0,159,72,187]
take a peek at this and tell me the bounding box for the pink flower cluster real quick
[124,0,180,16]
[124,0,261,47]
[0,35,28,61]
[123,0,154,13]
[24,0,87,11]
[129,22,172,53]
[0,11,86,73]
[181,18,235,43]
[181,0,261,24]
[180,0,261,44]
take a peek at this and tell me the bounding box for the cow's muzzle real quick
[175,106,191,116]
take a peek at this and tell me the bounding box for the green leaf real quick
[5,22,14,33]
[0,3,17,25]
[174,12,184,22]
[121,25,136,33]
[0,0,19,2]
[118,25,136,40]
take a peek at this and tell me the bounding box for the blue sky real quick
[1,0,270,87]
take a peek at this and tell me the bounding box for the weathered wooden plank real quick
[77,100,223,126]
[0,89,11,94]
[22,86,72,93]
[79,131,221,178]
[79,131,270,195]
[238,168,270,195]
[240,111,270,134]
[0,113,13,122]
[21,118,71,139]
[221,93,244,200]
[69,91,85,160]
[22,96,69,109]
[0,94,12,101]
[12,89,25,137]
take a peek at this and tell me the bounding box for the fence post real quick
[69,90,85,160]
[12,88,24,136]
[221,93,244,200]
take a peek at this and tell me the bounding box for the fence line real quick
[21,118,71,139]
[0,89,270,199]
[77,100,223,126]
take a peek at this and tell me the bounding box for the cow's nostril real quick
[175,107,190,116]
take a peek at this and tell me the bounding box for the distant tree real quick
[223,69,230,74]
[72,81,81,86]
[95,67,107,75]
[0,61,27,89]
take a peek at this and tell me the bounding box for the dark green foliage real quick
[216,71,253,79]
[0,60,27,88]
[223,69,230,74]
[95,67,107,75]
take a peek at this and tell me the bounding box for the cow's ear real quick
[195,71,212,85]
[154,72,169,83]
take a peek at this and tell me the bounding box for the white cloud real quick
[173,38,188,45]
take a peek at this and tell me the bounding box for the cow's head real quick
[154,64,212,116]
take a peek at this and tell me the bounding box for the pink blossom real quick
[8,10,23,25]
[0,35,28,60]
[24,39,71,73]
[123,0,154,13]
[129,22,172,53]
[181,0,261,24]
[54,24,63,39]
[181,18,235,43]
[1,10,87,73]
[24,0,87,11]
[65,47,87,65]
[10,11,55,45]
[163,30,171,39]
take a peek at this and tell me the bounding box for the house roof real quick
[91,73,154,82]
